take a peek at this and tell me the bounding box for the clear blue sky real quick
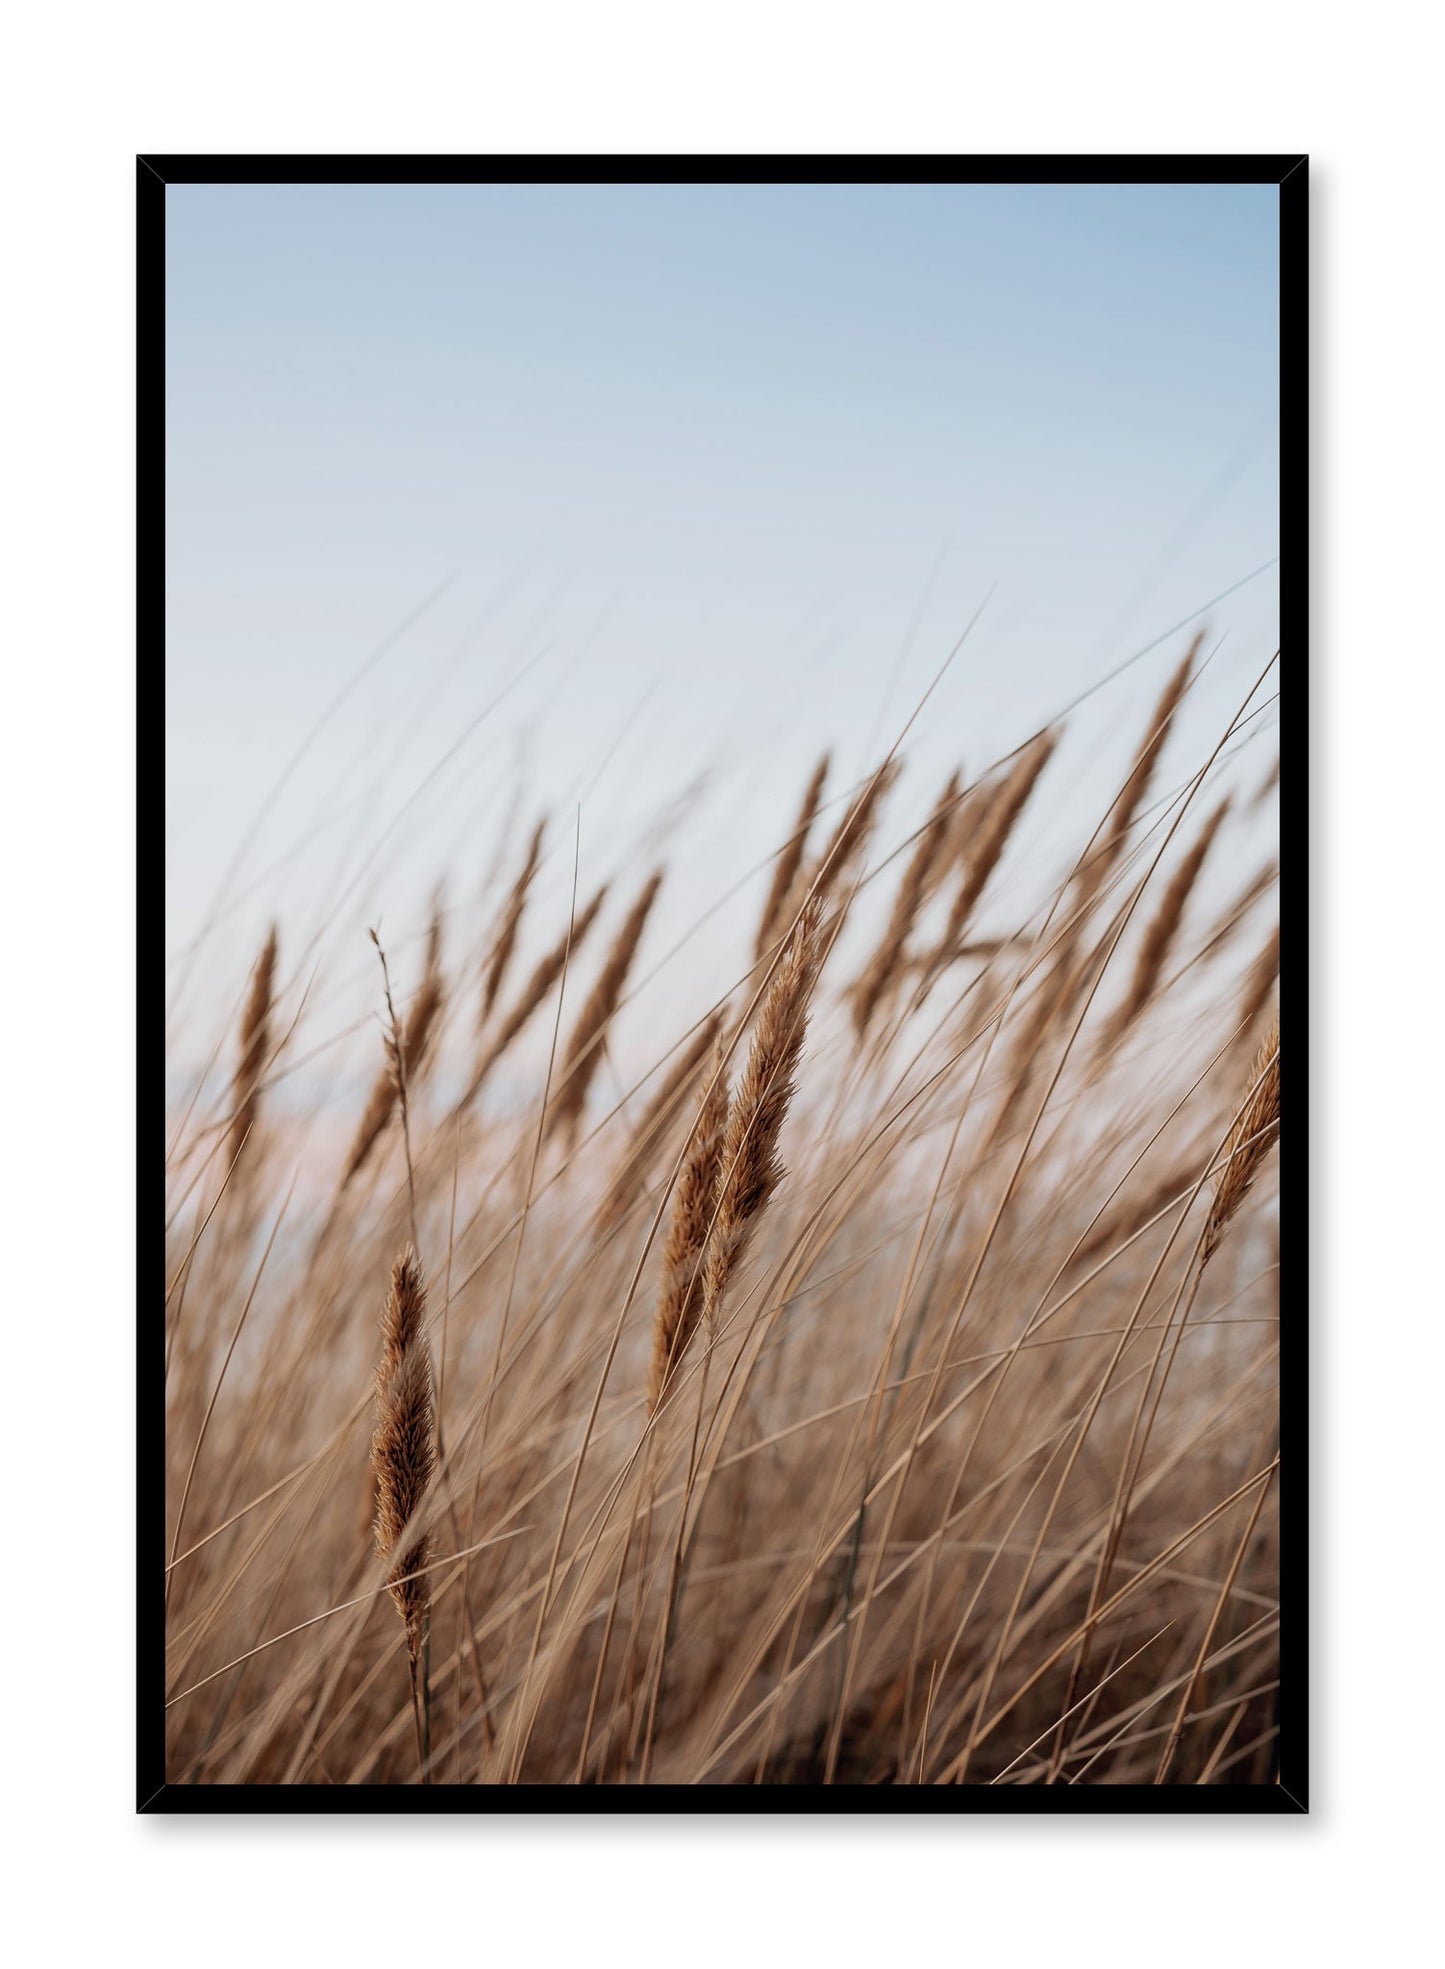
[166,179,1279,1050]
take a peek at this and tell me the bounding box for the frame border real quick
[144,153,1305,1813]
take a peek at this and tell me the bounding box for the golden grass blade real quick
[703,897,823,1327]
[755,751,829,960]
[930,732,1057,982]
[341,940,445,1190]
[480,817,545,1029]
[1078,635,1200,903]
[648,1037,731,1413]
[228,925,277,1168]
[466,882,609,1103]
[1103,794,1232,1045]
[371,1246,437,1666]
[1202,1014,1281,1268]
[852,769,962,1040]
[549,869,664,1144]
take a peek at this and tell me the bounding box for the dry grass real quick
[228,924,277,1171]
[371,1245,438,1774]
[479,817,545,1029]
[1203,1015,1281,1270]
[467,882,609,1105]
[1102,795,1233,1048]
[164,639,1281,1787]
[703,897,823,1329]
[549,870,664,1146]
[342,934,444,1190]
[649,1035,731,1414]
[371,1246,436,1664]
[596,1010,725,1233]
[853,770,961,1040]
[929,732,1057,985]
[755,750,829,961]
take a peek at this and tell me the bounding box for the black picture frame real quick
[144,153,1305,1814]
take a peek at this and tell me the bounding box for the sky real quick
[165,179,1280,1072]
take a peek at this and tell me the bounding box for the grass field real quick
[163,633,1281,1786]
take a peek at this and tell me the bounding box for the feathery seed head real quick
[649,1035,731,1413]
[229,924,278,1169]
[372,1246,437,1664]
[1202,1015,1280,1267]
[755,751,830,960]
[481,817,546,1029]
[703,897,823,1327]
[551,868,665,1142]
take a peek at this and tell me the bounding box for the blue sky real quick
[166,179,1279,1048]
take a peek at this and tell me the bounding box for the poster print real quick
[150,157,1302,1807]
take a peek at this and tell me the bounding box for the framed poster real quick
[150,155,1301,1807]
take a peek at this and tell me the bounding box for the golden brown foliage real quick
[1202,1014,1280,1268]
[812,759,900,906]
[703,898,823,1328]
[480,818,545,1029]
[1104,794,1232,1044]
[549,869,664,1143]
[852,770,962,1040]
[649,1037,731,1412]
[1238,921,1281,1038]
[342,959,445,1189]
[229,924,277,1169]
[371,1247,437,1665]
[932,733,1057,978]
[755,750,829,960]
[468,882,609,1102]
[165,640,1282,1790]
[598,1011,725,1230]
[1080,635,1200,903]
